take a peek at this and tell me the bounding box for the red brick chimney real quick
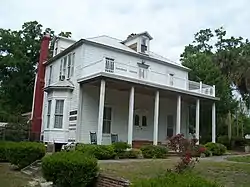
[31,34,50,141]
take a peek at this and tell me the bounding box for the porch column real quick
[176,95,181,134]
[127,86,135,146]
[195,99,200,143]
[212,102,216,143]
[153,91,160,145]
[97,80,106,145]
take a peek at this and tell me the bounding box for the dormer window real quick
[141,38,148,53]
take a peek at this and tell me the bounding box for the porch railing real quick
[80,58,215,97]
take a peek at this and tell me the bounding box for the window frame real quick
[105,57,115,73]
[103,106,112,134]
[47,100,52,128]
[54,100,64,129]
[71,52,75,77]
[67,53,72,79]
[48,65,53,85]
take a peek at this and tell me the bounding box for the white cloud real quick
[1,0,250,62]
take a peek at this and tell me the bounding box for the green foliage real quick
[0,21,71,121]
[232,136,248,147]
[205,142,227,156]
[227,156,250,163]
[76,144,115,160]
[218,136,232,149]
[42,151,98,187]
[6,142,45,169]
[132,172,221,187]
[0,141,12,162]
[140,145,168,158]
[118,149,143,159]
[112,142,131,154]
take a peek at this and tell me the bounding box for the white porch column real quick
[153,91,160,145]
[176,95,181,134]
[127,86,135,146]
[212,102,216,143]
[195,99,200,143]
[76,84,83,142]
[97,80,106,145]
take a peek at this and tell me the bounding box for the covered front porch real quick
[76,78,217,147]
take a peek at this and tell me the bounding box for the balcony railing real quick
[81,58,215,97]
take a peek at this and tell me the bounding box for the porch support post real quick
[128,86,135,146]
[153,90,160,145]
[97,80,106,145]
[176,95,181,134]
[195,99,200,143]
[212,102,216,143]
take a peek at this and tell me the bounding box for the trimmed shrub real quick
[119,149,143,159]
[140,145,168,158]
[76,144,115,160]
[218,136,231,149]
[232,137,248,147]
[205,142,227,156]
[0,141,11,162]
[42,151,98,187]
[6,142,45,169]
[132,172,221,187]
[112,142,131,154]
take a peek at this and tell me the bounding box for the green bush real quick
[132,172,221,187]
[140,145,168,158]
[76,144,115,160]
[218,136,231,149]
[205,142,227,156]
[0,141,11,162]
[119,149,143,159]
[112,142,131,155]
[6,141,45,169]
[42,151,98,187]
[232,137,248,147]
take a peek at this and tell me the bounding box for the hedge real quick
[42,151,98,187]
[6,141,45,169]
[76,144,116,160]
[205,142,227,156]
[0,141,12,162]
[132,172,221,187]
[140,145,168,158]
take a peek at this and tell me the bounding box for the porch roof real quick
[77,72,220,103]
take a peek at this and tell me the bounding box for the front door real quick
[102,106,112,144]
[166,115,174,139]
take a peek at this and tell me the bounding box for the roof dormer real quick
[122,31,153,54]
[52,36,76,57]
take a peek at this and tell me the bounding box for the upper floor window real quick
[141,38,148,53]
[169,73,174,86]
[59,52,75,81]
[54,100,64,128]
[105,58,114,73]
[48,65,53,85]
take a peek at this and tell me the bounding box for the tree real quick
[0,21,71,122]
[181,27,250,138]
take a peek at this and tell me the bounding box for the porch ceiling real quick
[82,77,215,106]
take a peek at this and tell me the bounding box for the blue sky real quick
[1,0,250,62]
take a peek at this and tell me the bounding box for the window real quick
[139,68,147,79]
[169,73,174,86]
[54,100,64,128]
[48,65,53,85]
[134,114,140,126]
[103,106,112,134]
[142,116,147,126]
[67,53,71,79]
[105,58,114,73]
[59,59,63,79]
[167,115,174,138]
[71,53,75,77]
[47,100,52,128]
[141,38,147,53]
[63,56,67,77]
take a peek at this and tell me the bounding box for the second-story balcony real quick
[79,58,215,97]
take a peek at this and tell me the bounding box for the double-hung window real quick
[71,53,75,77]
[54,100,64,128]
[105,58,114,73]
[103,106,112,134]
[48,65,53,85]
[47,100,52,128]
[67,53,72,79]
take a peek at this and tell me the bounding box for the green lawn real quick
[227,156,250,163]
[0,163,31,187]
[100,159,250,187]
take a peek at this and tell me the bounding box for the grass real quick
[100,158,250,187]
[0,163,31,187]
[226,156,250,163]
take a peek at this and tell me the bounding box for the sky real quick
[1,0,250,62]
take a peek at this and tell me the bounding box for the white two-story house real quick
[42,32,218,147]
